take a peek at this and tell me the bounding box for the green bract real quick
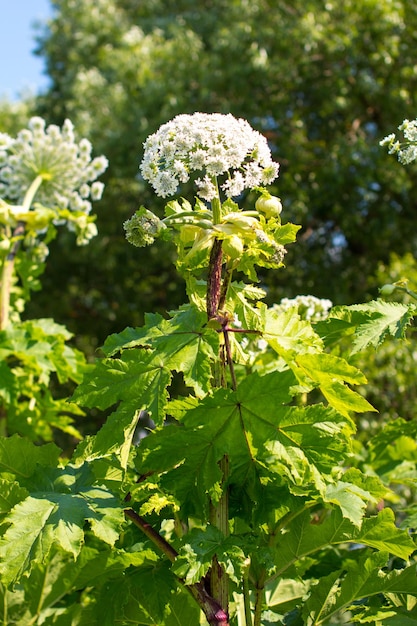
[123,206,166,247]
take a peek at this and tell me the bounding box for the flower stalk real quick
[0,176,44,329]
[124,508,230,626]
[0,221,25,330]
[0,118,107,329]
[207,238,224,320]
[207,192,232,619]
[124,112,289,624]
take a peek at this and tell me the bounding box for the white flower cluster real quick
[380,119,417,164]
[0,117,108,213]
[140,112,279,201]
[273,295,333,321]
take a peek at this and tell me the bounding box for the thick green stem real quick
[243,562,253,626]
[209,454,230,612]
[0,175,43,329]
[253,568,267,626]
[124,509,229,625]
[211,196,222,225]
[0,221,25,329]
[253,585,265,626]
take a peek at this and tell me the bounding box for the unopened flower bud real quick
[255,194,282,219]
[379,283,396,296]
[124,206,166,247]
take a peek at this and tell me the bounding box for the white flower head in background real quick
[380,119,417,165]
[274,295,333,322]
[0,117,108,243]
[140,112,279,201]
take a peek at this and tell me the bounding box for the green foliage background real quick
[12,0,415,353]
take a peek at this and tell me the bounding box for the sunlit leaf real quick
[72,349,171,426]
[303,552,417,625]
[272,508,415,580]
[316,300,416,353]
[0,435,60,483]
[138,371,354,515]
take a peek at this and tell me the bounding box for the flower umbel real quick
[140,112,279,201]
[273,295,333,322]
[0,117,108,238]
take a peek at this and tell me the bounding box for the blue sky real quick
[1,1,52,100]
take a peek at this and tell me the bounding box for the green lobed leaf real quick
[71,544,160,589]
[0,464,124,587]
[72,349,171,426]
[271,508,415,581]
[8,545,163,625]
[150,305,219,396]
[377,607,417,626]
[265,576,311,615]
[0,478,28,517]
[0,320,84,383]
[101,312,165,356]
[323,481,377,527]
[296,353,376,418]
[172,525,247,584]
[74,306,219,424]
[302,552,417,625]
[353,607,417,626]
[80,487,124,545]
[297,352,367,386]
[137,488,179,516]
[315,300,416,354]
[163,589,203,626]
[367,417,417,471]
[272,222,302,245]
[0,496,70,586]
[95,559,178,625]
[263,307,323,359]
[0,435,60,483]
[349,299,416,351]
[23,549,83,619]
[72,403,141,470]
[137,371,353,516]
[7,390,84,443]
[101,305,219,397]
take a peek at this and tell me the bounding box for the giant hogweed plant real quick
[0,117,108,441]
[0,113,416,626]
